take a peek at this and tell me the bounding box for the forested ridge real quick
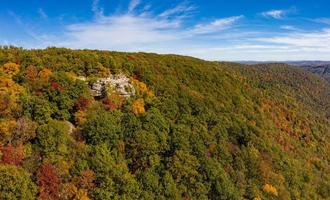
[0,46,329,200]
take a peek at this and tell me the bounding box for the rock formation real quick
[90,74,135,98]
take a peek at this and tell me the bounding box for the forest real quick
[0,46,329,200]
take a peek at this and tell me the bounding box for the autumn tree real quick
[13,117,38,144]
[0,75,23,117]
[37,163,60,200]
[0,144,24,166]
[0,164,37,200]
[1,62,20,77]
[132,98,145,115]
[0,119,16,144]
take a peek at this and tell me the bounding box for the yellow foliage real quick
[132,98,145,115]
[263,183,278,196]
[74,111,88,125]
[61,183,90,200]
[0,77,23,95]
[97,64,110,77]
[0,76,23,117]
[75,189,90,200]
[1,62,20,77]
[0,119,17,144]
[147,90,154,98]
[38,68,52,79]
[253,197,262,200]
[65,71,79,80]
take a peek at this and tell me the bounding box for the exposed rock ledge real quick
[88,74,135,98]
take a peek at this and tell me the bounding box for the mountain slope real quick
[239,61,330,83]
[0,47,329,200]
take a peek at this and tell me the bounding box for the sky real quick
[0,0,330,61]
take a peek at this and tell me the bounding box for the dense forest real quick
[0,46,329,200]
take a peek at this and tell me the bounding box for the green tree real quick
[82,111,122,148]
[36,120,71,155]
[0,164,37,200]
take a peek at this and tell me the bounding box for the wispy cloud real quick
[260,8,294,19]
[59,1,241,50]
[92,0,104,17]
[256,29,330,48]
[190,16,243,35]
[128,0,141,12]
[159,1,196,18]
[38,8,48,20]
[280,25,299,31]
[313,18,330,25]
[3,1,330,61]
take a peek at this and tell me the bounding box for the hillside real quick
[240,61,330,83]
[0,47,329,200]
[288,62,330,83]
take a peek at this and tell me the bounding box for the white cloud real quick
[280,25,299,31]
[4,1,330,61]
[261,9,288,19]
[59,2,242,50]
[190,16,243,35]
[256,29,330,48]
[159,2,196,18]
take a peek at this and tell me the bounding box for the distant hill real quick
[239,61,330,82]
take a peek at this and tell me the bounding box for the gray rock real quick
[91,74,135,98]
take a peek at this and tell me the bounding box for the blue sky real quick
[1,0,330,61]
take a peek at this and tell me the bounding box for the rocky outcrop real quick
[91,74,135,98]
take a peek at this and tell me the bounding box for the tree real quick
[263,183,278,196]
[0,164,37,200]
[82,111,122,147]
[75,96,92,111]
[1,62,20,77]
[0,76,23,117]
[37,163,60,200]
[24,65,38,82]
[0,119,17,144]
[0,144,24,166]
[132,98,145,115]
[21,95,53,124]
[13,117,38,144]
[168,150,200,182]
[36,120,71,155]
[90,144,141,200]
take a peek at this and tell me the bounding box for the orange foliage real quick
[77,170,95,190]
[132,78,154,98]
[263,183,278,196]
[133,79,148,93]
[24,65,38,81]
[0,144,24,166]
[132,98,145,115]
[61,183,90,200]
[1,62,20,77]
[38,68,53,79]
[37,163,60,200]
[102,94,123,111]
